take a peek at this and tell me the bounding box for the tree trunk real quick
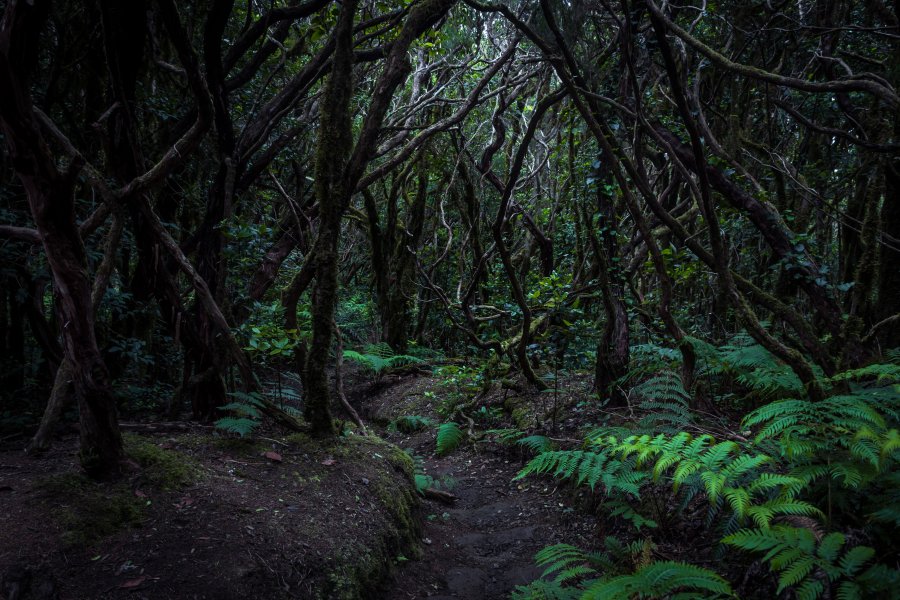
[301,0,358,436]
[0,0,123,478]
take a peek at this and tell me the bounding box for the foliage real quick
[214,391,266,437]
[343,343,424,380]
[390,414,435,433]
[742,375,899,527]
[723,526,897,599]
[516,353,900,598]
[435,422,465,456]
[239,301,301,360]
[632,371,695,433]
[407,451,456,495]
[489,428,556,455]
[513,541,732,600]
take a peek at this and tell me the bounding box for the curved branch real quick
[646,0,899,108]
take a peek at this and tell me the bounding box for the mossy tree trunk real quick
[301,0,458,435]
[301,0,358,435]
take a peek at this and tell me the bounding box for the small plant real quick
[215,391,265,437]
[436,422,465,456]
[489,428,556,455]
[724,526,897,599]
[513,537,732,599]
[343,342,423,381]
[407,451,456,495]
[389,414,435,433]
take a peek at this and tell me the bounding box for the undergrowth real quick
[513,335,900,599]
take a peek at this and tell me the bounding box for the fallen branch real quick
[421,487,457,504]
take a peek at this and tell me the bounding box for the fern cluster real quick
[632,371,695,433]
[515,353,900,599]
[389,414,435,433]
[723,526,897,599]
[343,342,424,379]
[513,540,732,600]
[214,391,266,437]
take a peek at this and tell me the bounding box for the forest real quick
[0,0,898,598]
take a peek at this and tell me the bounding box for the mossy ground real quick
[3,427,422,599]
[36,473,145,547]
[33,435,201,547]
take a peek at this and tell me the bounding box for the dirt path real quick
[356,374,598,599]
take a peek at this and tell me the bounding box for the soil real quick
[0,428,421,600]
[354,372,602,599]
[0,371,602,600]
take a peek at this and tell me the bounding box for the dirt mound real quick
[0,430,421,599]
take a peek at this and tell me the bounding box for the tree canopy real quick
[0,0,898,598]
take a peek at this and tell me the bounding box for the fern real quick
[343,344,423,379]
[724,526,895,598]
[511,580,581,600]
[512,538,628,599]
[581,561,733,599]
[214,391,265,437]
[632,371,695,433]
[436,422,464,456]
[828,363,900,384]
[518,431,817,528]
[743,389,899,495]
[390,414,435,433]
[213,417,258,437]
[406,451,455,495]
[515,538,734,600]
[518,435,555,454]
[604,499,658,531]
[488,428,526,444]
[699,331,826,401]
[533,544,598,583]
[515,448,649,496]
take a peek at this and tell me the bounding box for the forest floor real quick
[0,368,770,600]
[0,417,422,599]
[352,371,602,599]
[0,370,609,600]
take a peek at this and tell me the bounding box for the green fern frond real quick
[511,580,580,600]
[581,561,733,599]
[213,416,258,437]
[534,543,597,582]
[605,500,658,531]
[218,401,262,419]
[364,342,395,359]
[829,363,900,384]
[724,526,885,598]
[390,414,435,433]
[214,391,265,437]
[436,422,464,456]
[343,346,423,376]
[518,435,555,454]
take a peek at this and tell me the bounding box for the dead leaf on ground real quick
[120,576,147,589]
[321,458,336,466]
[263,451,283,462]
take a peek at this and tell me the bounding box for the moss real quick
[310,435,422,598]
[124,434,201,491]
[37,473,145,547]
[211,436,268,456]
[284,432,313,447]
[507,399,535,430]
